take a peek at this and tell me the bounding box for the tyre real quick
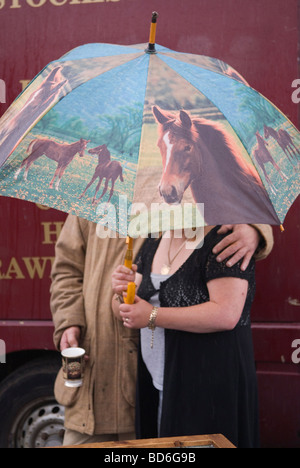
[0,357,65,448]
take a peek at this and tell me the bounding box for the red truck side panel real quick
[0,320,54,353]
[0,0,299,447]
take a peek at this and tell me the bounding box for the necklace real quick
[161,236,187,275]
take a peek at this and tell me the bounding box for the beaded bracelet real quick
[148,306,159,349]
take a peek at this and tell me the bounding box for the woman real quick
[111,225,260,448]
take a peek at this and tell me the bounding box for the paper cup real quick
[61,347,85,388]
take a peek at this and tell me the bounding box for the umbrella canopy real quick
[0,16,299,236]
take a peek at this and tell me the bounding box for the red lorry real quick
[0,0,299,448]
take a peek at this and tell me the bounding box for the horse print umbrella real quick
[0,14,299,237]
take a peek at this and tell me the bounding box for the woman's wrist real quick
[148,306,159,349]
[148,306,159,330]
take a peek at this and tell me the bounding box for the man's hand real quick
[213,224,260,271]
[60,326,81,351]
[60,326,89,360]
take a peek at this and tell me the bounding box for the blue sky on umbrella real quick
[49,54,148,142]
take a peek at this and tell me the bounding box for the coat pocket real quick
[54,337,92,408]
[54,367,80,407]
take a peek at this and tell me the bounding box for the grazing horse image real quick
[14,137,90,190]
[264,125,299,164]
[80,144,124,205]
[152,106,280,225]
[253,131,287,194]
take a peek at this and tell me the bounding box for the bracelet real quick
[148,306,159,349]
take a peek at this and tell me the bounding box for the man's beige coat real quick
[50,215,273,436]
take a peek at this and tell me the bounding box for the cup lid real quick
[61,347,85,358]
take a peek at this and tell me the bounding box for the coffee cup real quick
[61,347,85,388]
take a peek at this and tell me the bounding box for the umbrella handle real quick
[145,11,159,54]
[124,282,136,305]
[124,236,133,269]
[124,237,135,304]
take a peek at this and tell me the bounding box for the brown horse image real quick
[264,125,299,164]
[153,106,280,225]
[79,144,124,205]
[14,137,90,190]
[253,131,287,195]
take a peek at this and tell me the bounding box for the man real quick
[50,215,273,446]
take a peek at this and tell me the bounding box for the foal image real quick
[14,137,90,190]
[80,144,124,205]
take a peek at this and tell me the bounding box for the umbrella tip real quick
[152,11,159,21]
[145,11,159,54]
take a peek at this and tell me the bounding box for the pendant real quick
[161,264,171,275]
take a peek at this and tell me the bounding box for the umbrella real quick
[0,12,299,239]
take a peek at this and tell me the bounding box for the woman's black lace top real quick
[136,226,256,327]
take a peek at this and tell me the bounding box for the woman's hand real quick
[119,296,153,329]
[111,264,137,296]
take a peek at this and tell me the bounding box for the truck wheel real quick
[0,357,65,448]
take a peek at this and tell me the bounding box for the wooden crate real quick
[66,434,235,449]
